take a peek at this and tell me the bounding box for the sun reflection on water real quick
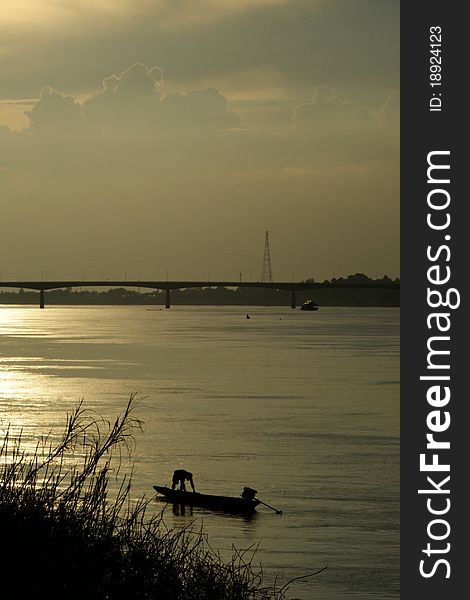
[0,304,400,599]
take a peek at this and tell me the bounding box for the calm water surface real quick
[0,305,399,599]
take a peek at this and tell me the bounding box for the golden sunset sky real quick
[0,0,399,281]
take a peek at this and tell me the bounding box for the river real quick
[0,305,399,599]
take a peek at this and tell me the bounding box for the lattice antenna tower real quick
[261,230,273,283]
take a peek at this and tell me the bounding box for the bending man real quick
[172,469,196,492]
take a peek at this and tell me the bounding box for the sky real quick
[0,0,399,282]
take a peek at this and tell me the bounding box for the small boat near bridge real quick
[300,299,319,311]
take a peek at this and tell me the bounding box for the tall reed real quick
[0,396,287,599]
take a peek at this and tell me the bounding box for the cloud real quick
[1,66,398,169]
[0,0,398,121]
[27,87,83,132]
[0,3,399,282]
[0,65,399,280]
[151,0,295,29]
[0,1,151,30]
[292,85,399,161]
[17,63,239,144]
[82,63,163,134]
[100,63,163,93]
[1,66,398,174]
[160,88,239,131]
[0,64,248,204]
[0,100,36,131]
[85,64,239,133]
[0,0,295,31]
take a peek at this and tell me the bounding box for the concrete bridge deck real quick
[0,280,399,309]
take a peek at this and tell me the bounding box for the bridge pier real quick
[39,290,45,309]
[165,289,171,309]
[291,289,296,309]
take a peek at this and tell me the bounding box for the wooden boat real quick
[153,485,260,514]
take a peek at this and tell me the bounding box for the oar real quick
[259,499,283,515]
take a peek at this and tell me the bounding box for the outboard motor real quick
[241,486,257,500]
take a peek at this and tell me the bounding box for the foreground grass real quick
[0,397,287,599]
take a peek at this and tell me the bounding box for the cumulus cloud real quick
[0,67,399,176]
[0,1,399,282]
[159,88,239,131]
[27,87,83,132]
[0,66,399,280]
[82,64,163,134]
[101,63,163,93]
[22,63,239,140]
[1,66,398,169]
[292,85,398,161]
[0,0,398,126]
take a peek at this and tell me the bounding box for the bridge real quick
[0,280,399,309]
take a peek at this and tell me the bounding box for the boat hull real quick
[300,300,319,311]
[153,486,259,514]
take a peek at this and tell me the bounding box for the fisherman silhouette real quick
[172,469,196,492]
